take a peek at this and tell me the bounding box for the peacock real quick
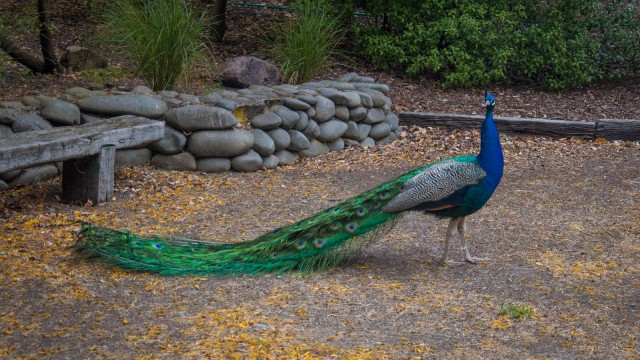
[75,91,503,275]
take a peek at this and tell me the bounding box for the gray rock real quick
[201,92,222,105]
[21,96,41,107]
[319,88,352,106]
[77,95,168,118]
[274,149,299,165]
[132,85,154,95]
[349,106,367,122]
[353,76,376,83]
[360,137,376,147]
[58,94,75,103]
[8,164,59,186]
[231,150,263,172]
[187,129,254,157]
[385,112,400,131]
[353,82,390,94]
[0,169,22,182]
[267,128,291,151]
[247,85,278,97]
[115,148,153,166]
[303,119,320,140]
[0,112,16,125]
[306,107,316,119]
[80,113,109,124]
[283,97,311,110]
[328,138,344,151]
[287,130,311,151]
[214,99,238,111]
[313,96,336,122]
[12,114,53,132]
[343,91,362,108]
[250,111,282,129]
[164,105,238,131]
[0,124,13,138]
[296,95,318,105]
[335,72,359,82]
[270,84,299,95]
[179,94,199,103]
[149,126,186,155]
[151,152,197,171]
[293,111,309,131]
[299,81,325,89]
[220,56,281,88]
[343,121,370,141]
[196,157,231,173]
[362,107,386,124]
[383,97,392,113]
[317,119,348,142]
[0,179,7,191]
[300,139,330,157]
[270,104,299,129]
[335,106,350,121]
[252,128,276,156]
[343,138,361,147]
[159,90,179,99]
[358,92,373,108]
[319,80,356,90]
[221,90,240,98]
[358,88,387,107]
[59,45,108,71]
[0,101,24,110]
[369,122,392,139]
[64,87,93,98]
[40,99,81,126]
[262,155,280,169]
[376,132,398,145]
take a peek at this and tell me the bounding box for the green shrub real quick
[98,0,208,91]
[350,0,637,89]
[268,0,345,84]
[590,0,640,79]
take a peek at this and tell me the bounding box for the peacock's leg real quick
[458,217,490,264]
[440,216,464,266]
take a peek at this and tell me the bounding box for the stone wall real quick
[0,72,400,190]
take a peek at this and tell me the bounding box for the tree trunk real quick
[0,0,61,74]
[38,0,61,73]
[209,0,227,42]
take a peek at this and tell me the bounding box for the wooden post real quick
[62,145,115,204]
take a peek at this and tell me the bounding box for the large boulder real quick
[60,45,108,71]
[220,56,281,88]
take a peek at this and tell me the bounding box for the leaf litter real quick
[1,122,639,358]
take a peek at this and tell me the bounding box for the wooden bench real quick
[0,115,164,204]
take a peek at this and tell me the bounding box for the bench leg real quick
[62,145,116,205]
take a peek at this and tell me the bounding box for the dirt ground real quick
[1,1,640,358]
[1,126,638,359]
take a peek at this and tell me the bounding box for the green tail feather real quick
[75,165,429,276]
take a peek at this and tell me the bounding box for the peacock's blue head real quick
[484,91,496,111]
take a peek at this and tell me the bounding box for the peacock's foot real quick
[439,259,467,267]
[464,256,490,264]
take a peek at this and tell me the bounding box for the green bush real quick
[268,0,345,84]
[349,0,638,89]
[98,0,208,91]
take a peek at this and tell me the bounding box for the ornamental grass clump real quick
[268,0,345,84]
[99,0,208,90]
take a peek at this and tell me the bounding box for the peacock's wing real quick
[382,158,486,213]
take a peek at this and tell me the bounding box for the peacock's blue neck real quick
[476,109,504,189]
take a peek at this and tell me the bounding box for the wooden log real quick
[595,119,640,141]
[0,115,163,173]
[62,145,115,204]
[399,112,598,138]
